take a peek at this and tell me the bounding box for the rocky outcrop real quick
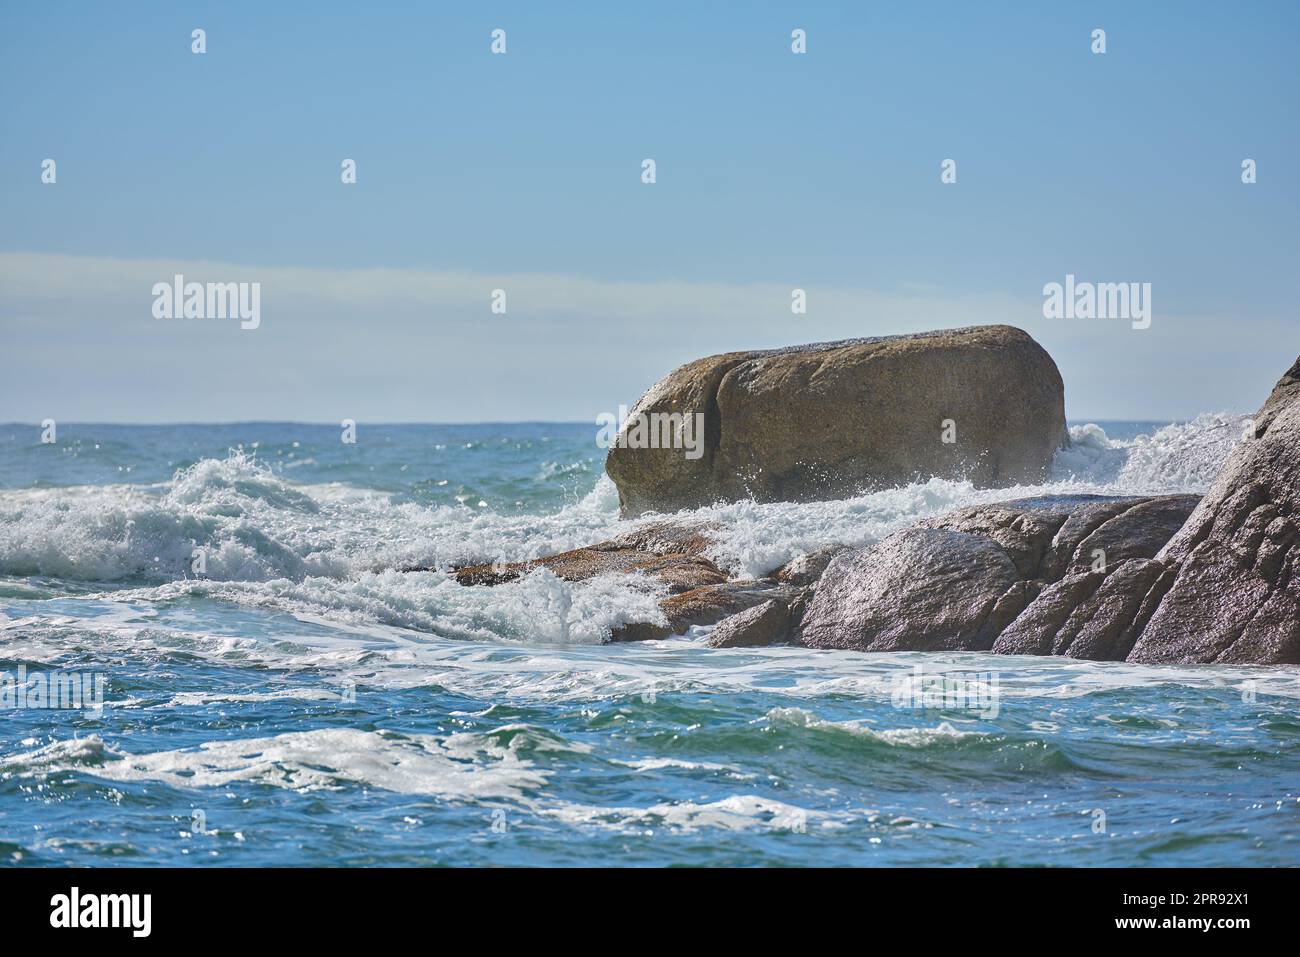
[1126,358,1300,664]
[800,355,1300,664]
[799,528,1025,652]
[605,325,1067,516]
[451,356,1300,662]
[993,559,1169,660]
[800,495,1200,654]
[995,356,1300,665]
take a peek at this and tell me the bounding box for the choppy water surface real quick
[1,418,1296,866]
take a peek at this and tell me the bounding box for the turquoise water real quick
[1,420,1297,866]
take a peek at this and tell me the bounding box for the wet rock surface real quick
[771,545,853,587]
[801,494,1200,656]
[800,356,1300,664]
[703,599,792,648]
[799,528,1024,652]
[452,520,727,594]
[1127,357,1300,664]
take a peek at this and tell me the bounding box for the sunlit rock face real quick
[605,325,1067,517]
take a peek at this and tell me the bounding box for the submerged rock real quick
[452,520,726,594]
[605,325,1067,516]
[450,518,811,643]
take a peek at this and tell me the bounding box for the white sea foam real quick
[5,728,549,801]
[104,567,668,645]
[0,415,1251,643]
[4,729,839,834]
[165,688,345,707]
[612,756,748,775]
[543,794,845,832]
[1053,413,1249,489]
[764,708,984,745]
[10,600,1297,711]
[0,450,623,584]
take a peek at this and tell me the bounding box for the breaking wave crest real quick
[1052,413,1249,489]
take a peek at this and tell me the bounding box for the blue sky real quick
[2,1,1296,422]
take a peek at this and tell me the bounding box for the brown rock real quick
[705,600,792,648]
[771,545,853,587]
[992,559,1167,660]
[452,520,726,595]
[611,581,802,642]
[605,325,1067,516]
[1065,495,1200,577]
[921,499,1077,579]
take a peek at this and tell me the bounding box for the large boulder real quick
[800,495,1199,654]
[605,325,1068,516]
[1127,358,1300,664]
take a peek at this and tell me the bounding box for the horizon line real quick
[0,415,1227,429]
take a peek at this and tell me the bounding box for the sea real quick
[1,415,1297,866]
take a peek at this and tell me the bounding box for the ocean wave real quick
[0,414,1250,642]
[10,602,1300,704]
[604,753,760,781]
[106,567,668,644]
[164,688,346,708]
[764,708,986,747]
[1052,413,1249,489]
[0,450,624,584]
[757,707,1088,775]
[1,730,841,835]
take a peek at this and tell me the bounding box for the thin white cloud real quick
[0,253,1274,422]
[0,251,1028,325]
